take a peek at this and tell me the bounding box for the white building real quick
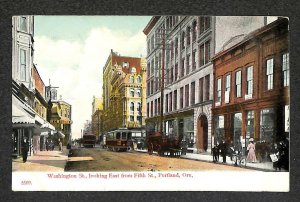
[143,16,275,153]
[12,16,54,157]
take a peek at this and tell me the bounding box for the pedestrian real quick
[270,143,280,171]
[220,140,227,163]
[59,141,63,151]
[21,138,29,163]
[277,136,289,171]
[212,142,220,162]
[246,138,257,163]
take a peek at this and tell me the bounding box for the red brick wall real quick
[32,66,45,97]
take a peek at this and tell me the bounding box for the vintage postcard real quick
[12,16,289,191]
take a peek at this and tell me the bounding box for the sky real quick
[34,16,152,139]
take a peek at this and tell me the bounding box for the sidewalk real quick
[135,149,277,172]
[12,147,69,172]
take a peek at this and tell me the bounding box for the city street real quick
[65,148,254,172]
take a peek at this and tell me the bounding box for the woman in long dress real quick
[247,139,257,163]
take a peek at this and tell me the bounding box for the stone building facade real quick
[143,16,272,153]
[102,50,147,141]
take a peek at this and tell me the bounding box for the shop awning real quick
[12,95,35,125]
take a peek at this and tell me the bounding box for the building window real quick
[199,16,211,35]
[191,82,195,105]
[199,44,204,67]
[186,54,190,75]
[214,115,225,144]
[205,74,210,101]
[192,50,196,71]
[175,63,178,81]
[137,102,141,112]
[216,78,222,104]
[175,38,178,57]
[154,99,157,116]
[130,76,134,83]
[136,89,141,97]
[199,78,203,103]
[130,115,134,122]
[266,58,274,90]
[233,113,242,146]
[173,90,177,110]
[147,103,149,117]
[169,92,173,112]
[260,108,275,143]
[185,84,189,107]
[235,70,242,97]
[20,49,26,81]
[180,87,184,108]
[20,17,27,32]
[181,31,185,50]
[151,35,155,50]
[130,89,135,97]
[246,66,253,96]
[282,53,289,87]
[192,20,197,42]
[225,74,231,103]
[137,116,142,123]
[186,26,191,46]
[181,58,185,77]
[246,111,255,141]
[157,97,160,115]
[130,102,134,111]
[150,101,153,117]
[165,94,169,113]
[137,76,142,83]
[205,40,210,64]
[170,66,174,83]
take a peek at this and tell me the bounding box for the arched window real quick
[181,31,185,50]
[137,102,141,112]
[130,102,134,111]
[136,89,141,97]
[192,20,197,42]
[186,26,191,46]
[130,88,135,97]
[130,75,134,83]
[136,75,141,83]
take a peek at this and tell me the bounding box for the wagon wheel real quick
[158,145,164,156]
[148,143,153,155]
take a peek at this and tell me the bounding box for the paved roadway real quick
[65,147,255,172]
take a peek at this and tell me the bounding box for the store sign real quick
[285,105,289,132]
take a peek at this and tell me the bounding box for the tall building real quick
[12,16,55,157]
[212,18,289,149]
[143,16,273,153]
[102,50,147,140]
[91,96,103,140]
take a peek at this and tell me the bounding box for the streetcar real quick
[104,129,133,152]
[82,134,96,148]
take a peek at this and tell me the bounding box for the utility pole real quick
[159,28,165,134]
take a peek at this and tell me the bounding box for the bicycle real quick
[231,150,246,166]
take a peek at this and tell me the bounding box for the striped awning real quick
[12,95,35,125]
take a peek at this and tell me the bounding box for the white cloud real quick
[34,26,146,139]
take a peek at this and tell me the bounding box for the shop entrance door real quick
[197,115,208,152]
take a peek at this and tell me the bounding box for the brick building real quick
[212,18,289,149]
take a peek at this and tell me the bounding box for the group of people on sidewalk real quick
[211,136,289,171]
[21,138,64,163]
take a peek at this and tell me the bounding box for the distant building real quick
[143,16,274,152]
[49,99,72,146]
[212,18,289,148]
[102,50,147,140]
[91,96,103,140]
